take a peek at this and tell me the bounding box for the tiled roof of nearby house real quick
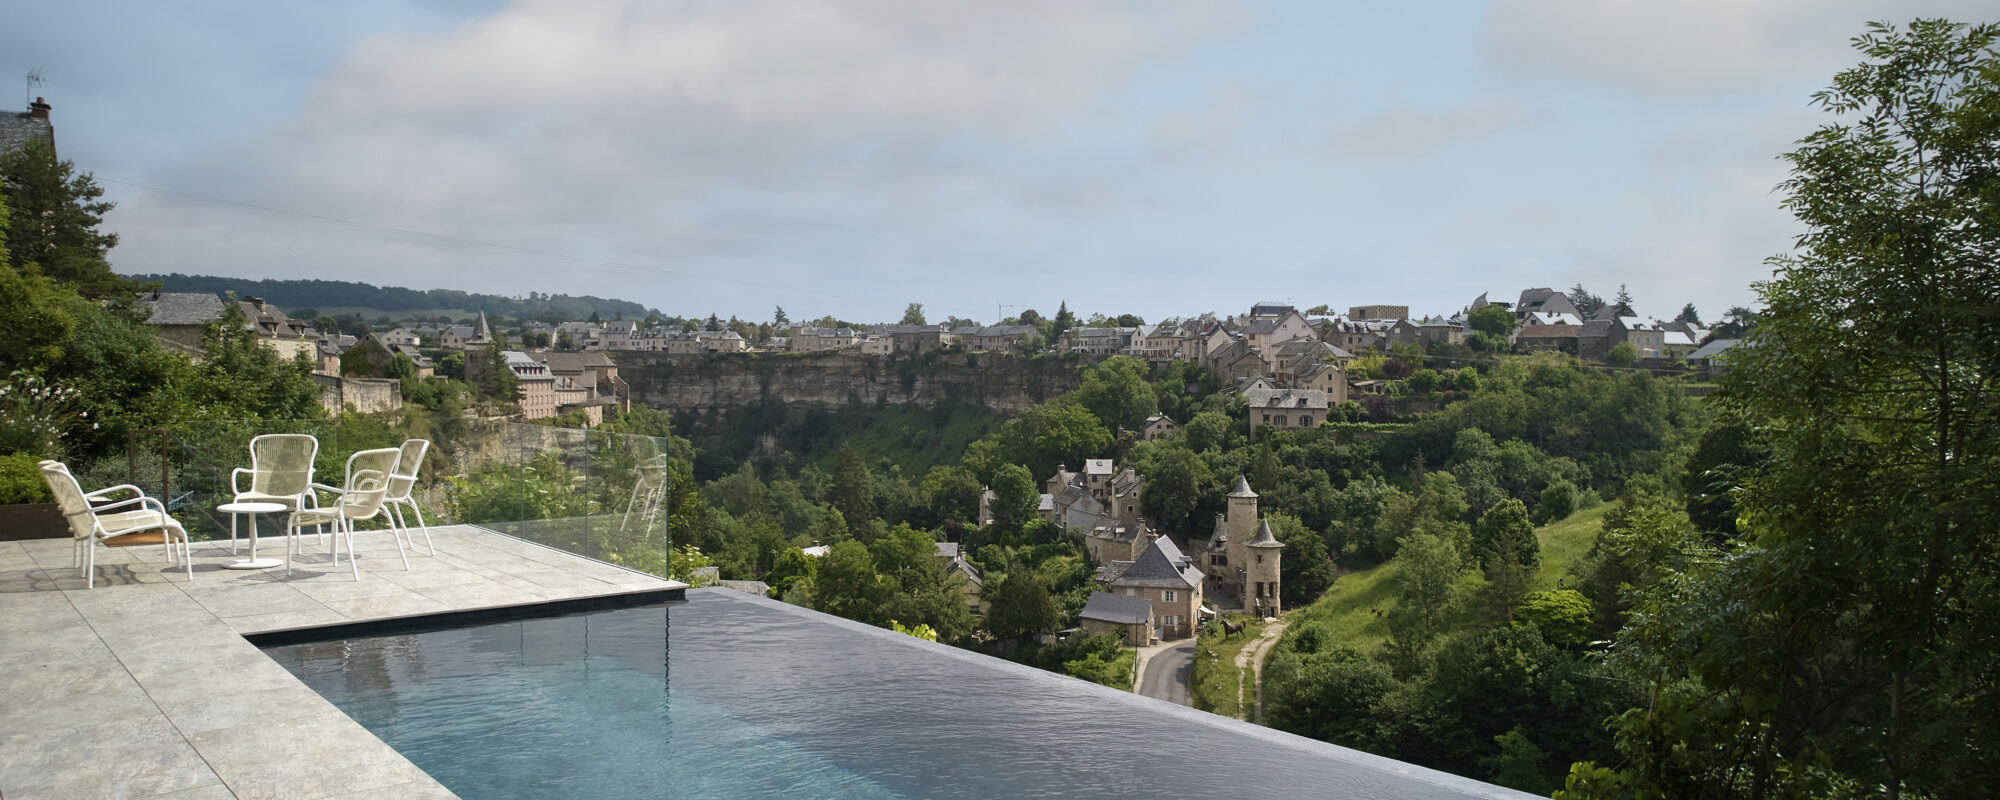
[0,100,53,154]
[1038,493,1055,512]
[1514,324,1580,339]
[1687,338,1742,361]
[1663,331,1695,347]
[1521,311,1583,327]
[137,291,225,326]
[945,556,983,587]
[1244,387,1329,410]
[1516,287,1577,314]
[1084,459,1114,475]
[1080,592,1155,625]
[1108,535,1203,589]
[1247,520,1285,549]
[935,542,960,560]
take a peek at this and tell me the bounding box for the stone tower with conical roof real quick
[1246,519,1285,616]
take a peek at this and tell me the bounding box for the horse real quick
[1220,619,1247,639]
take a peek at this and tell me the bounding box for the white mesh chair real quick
[39,460,194,587]
[381,439,435,557]
[287,448,408,580]
[231,434,319,552]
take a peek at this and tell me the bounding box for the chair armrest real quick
[231,468,254,494]
[87,496,154,514]
[84,484,147,501]
[308,482,345,493]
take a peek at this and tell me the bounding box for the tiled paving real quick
[0,525,685,799]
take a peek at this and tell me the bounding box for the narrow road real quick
[1235,621,1286,723]
[1138,640,1195,706]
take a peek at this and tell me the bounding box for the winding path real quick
[1234,621,1287,723]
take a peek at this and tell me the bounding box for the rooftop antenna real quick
[996,302,1024,324]
[25,68,44,107]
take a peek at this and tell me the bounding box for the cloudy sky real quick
[3,1,1986,324]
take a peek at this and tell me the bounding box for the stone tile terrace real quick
[0,525,684,799]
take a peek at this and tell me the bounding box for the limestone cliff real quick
[613,350,1081,415]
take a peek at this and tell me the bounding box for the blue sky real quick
[3,1,1986,324]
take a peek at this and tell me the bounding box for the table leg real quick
[224,511,285,570]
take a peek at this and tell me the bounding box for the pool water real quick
[261,589,1524,799]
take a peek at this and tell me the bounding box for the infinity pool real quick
[260,588,1527,799]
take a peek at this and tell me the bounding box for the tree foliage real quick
[1597,21,2000,798]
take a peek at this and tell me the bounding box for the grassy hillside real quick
[1285,502,1611,655]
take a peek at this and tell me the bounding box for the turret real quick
[1246,518,1285,616]
[1224,475,1259,589]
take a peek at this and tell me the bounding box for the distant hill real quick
[123,274,659,322]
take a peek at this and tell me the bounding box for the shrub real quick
[0,452,52,504]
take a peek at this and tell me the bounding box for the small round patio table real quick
[217,501,288,569]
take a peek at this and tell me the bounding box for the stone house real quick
[1,97,55,154]
[1123,322,1201,364]
[1414,315,1465,347]
[1095,535,1204,641]
[136,291,226,350]
[1323,318,1397,353]
[378,328,420,347]
[1203,338,1274,384]
[953,324,1040,352]
[1291,361,1349,403]
[238,297,317,363]
[1512,324,1580,354]
[1241,310,1316,353]
[503,351,557,420]
[935,542,987,615]
[1068,326,1135,356]
[1080,591,1155,646]
[1250,301,1295,317]
[1348,304,1410,321]
[1687,338,1743,377]
[1142,415,1178,441]
[868,324,957,354]
[1243,386,1328,441]
[1185,476,1285,617]
[1515,288,1579,319]
[536,351,629,413]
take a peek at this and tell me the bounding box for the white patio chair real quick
[231,433,319,553]
[381,439,435,557]
[286,447,408,580]
[39,460,194,587]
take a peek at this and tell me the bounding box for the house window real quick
[1163,590,1177,602]
[1275,415,1287,426]
[1300,415,1313,426]
[1261,414,1271,423]
[1124,588,1135,597]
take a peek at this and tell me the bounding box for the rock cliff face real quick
[613,351,1081,415]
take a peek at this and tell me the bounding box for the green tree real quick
[1075,355,1157,432]
[1270,512,1335,609]
[1610,285,1635,317]
[984,571,1058,640]
[917,465,982,527]
[1533,479,1576,525]
[831,443,874,537]
[900,303,925,325]
[0,139,137,304]
[1137,445,1211,534]
[1467,304,1516,337]
[986,463,1038,534]
[1566,284,1604,319]
[1473,498,1538,569]
[812,539,885,622]
[1603,21,2000,798]
[1515,590,1592,649]
[1676,303,1701,325]
[1383,531,1463,676]
[1603,341,1635,368]
[1051,300,1075,344]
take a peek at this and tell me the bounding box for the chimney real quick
[29,97,50,120]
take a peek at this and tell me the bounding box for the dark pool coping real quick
[245,585,685,648]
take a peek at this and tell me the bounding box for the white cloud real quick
[1328,101,1528,158]
[113,0,1232,317]
[1485,0,1992,96]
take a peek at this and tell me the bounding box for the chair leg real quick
[407,500,435,557]
[390,518,410,570]
[85,544,95,589]
[346,522,361,581]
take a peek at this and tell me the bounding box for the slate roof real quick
[1208,513,1229,544]
[1229,475,1258,498]
[0,102,53,155]
[1514,324,1580,339]
[1687,338,1741,362]
[537,351,615,373]
[1107,535,1203,589]
[1084,459,1114,475]
[1244,387,1329,410]
[138,292,225,326]
[1578,319,1617,340]
[1080,592,1155,626]
[935,542,960,560]
[1247,519,1285,549]
[1516,288,1578,315]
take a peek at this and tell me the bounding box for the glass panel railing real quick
[101,417,670,580]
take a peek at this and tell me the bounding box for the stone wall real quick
[312,374,404,416]
[613,350,1081,415]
